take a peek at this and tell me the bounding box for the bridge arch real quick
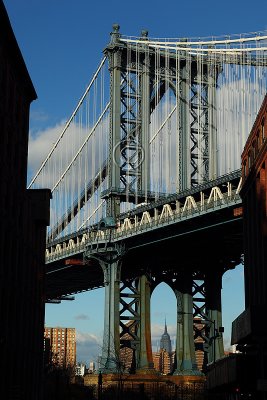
[151,281,177,355]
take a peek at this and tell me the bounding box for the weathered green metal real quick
[205,270,225,364]
[136,275,154,372]
[99,260,121,372]
[173,274,201,375]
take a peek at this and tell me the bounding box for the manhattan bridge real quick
[28,26,267,375]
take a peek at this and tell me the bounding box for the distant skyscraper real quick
[152,319,205,374]
[89,361,96,373]
[160,319,172,354]
[44,327,76,368]
[153,322,175,375]
[75,362,86,376]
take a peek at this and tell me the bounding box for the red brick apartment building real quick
[44,327,76,369]
[0,2,51,399]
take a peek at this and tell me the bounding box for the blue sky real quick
[3,0,266,363]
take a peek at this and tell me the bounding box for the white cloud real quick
[27,113,109,235]
[76,331,102,364]
[28,122,65,180]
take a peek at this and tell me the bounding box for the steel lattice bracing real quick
[105,28,220,219]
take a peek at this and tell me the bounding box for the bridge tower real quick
[97,25,223,375]
[104,24,218,218]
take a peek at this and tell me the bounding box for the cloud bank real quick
[76,331,102,364]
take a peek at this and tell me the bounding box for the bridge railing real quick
[112,186,242,239]
[45,177,242,263]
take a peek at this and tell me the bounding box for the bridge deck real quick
[45,173,243,300]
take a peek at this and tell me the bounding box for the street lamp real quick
[177,312,224,363]
[205,319,224,363]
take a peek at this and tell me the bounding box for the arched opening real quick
[150,282,177,375]
[222,264,245,353]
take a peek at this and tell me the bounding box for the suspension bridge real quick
[28,26,267,375]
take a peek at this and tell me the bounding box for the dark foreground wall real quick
[0,2,51,399]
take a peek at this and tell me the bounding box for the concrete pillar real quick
[100,261,121,372]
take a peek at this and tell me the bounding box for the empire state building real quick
[160,320,172,354]
[152,320,175,374]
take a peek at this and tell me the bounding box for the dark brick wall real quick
[241,94,267,309]
[0,2,51,399]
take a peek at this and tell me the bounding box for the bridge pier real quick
[100,261,121,373]
[83,242,229,376]
[136,275,155,373]
[99,259,155,374]
[174,274,201,375]
[205,269,224,363]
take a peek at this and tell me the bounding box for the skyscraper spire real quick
[160,319,172,353]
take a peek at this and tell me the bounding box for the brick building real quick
[240,93,267,313]
[152,349,175,375]
[194,317,205,372]
[0,2,51,399]
[152,322,175,375]
[44,327,76,369]
[234,93,267,396]
[207,94,267,398]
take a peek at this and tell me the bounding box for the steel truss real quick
[105,26,219,219]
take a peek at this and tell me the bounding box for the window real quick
[256,131,260,150]
[248,152,251,169]
[261,118,265,143]
[243,160,247,177]
[252,141,256,160]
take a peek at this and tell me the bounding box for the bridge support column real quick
[208,65,218,180]
[140,44,151,194]
[105,25,123,218]
[136,275,154,373]
[205,269,224,363]
[174,274,200,375]
[100,261,121,373]
[179,62,191,190]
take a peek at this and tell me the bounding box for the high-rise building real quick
[44,327,76,369]
[75,363,86,376]
[153,322,175,375]
[152,348,175,375]
[153,320,205,375]
[89,361,96,373]
[160,319,172,353]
